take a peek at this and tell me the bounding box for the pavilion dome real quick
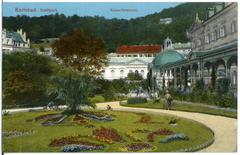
[153,49,185,69]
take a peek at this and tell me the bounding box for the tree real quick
[3,70,47,108]
[111,79,128,94]
[51,29,108,77]
[3,51,53,108]
[127,72,143,81]
[48,74,96,113]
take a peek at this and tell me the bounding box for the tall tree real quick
[48,74,96,113]
[51,29,108,77]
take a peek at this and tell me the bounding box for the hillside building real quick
[2,28,30,52]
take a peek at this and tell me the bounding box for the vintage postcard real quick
[1,0,238,153]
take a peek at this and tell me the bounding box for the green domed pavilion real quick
[152,49,185,69]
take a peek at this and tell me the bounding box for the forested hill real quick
[3,2,215,52]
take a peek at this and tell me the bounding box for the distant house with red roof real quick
[116,44,162,57]
[102,44,162,80]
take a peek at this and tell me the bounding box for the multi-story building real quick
[150,2,237,95]
[103,45,162,80]
[2,28,30,52]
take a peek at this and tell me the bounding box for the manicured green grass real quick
[122,101,237,118]
[2,110,214,152]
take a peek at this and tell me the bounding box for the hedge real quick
[127,97,147,104]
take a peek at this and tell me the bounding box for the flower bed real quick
[62,144,105,152]
[72,115,95,128]
[42,115,67,126]
[3,130,34,138]
[49,135,102,147]
[125,131,141,142]
[35,113,62,121]
[132,128,150,133]
[135,115,152,123]
[79,112,113,122]
[160,133,189,143]
[83,111,109,117]
[93,127,123,143]
[73,115,88,124]
[147,128,174,142]
[125,143,152,151]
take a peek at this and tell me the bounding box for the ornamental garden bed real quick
[92,127,123,143]
[2,110,214,152]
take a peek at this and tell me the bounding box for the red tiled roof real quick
[116,45,162,54]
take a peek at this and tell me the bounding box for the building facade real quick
[2,28,30,52]
[150,2,237,96]
[103,45,162,80]
[162,37,192,57]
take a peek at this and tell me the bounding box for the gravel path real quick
[96,101,237,152]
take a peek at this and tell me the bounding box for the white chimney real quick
[23,32,26,42]
[27,38,30,47]
[19,29,23,35]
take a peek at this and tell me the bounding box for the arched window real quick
[220,26,226,38]
[214,30,218,40]
[120,70,124,76]
[111,70,115,73]
[205,34,210,44]
[232,71,237,85]
[231,20,237,33]
[135,70,139,74]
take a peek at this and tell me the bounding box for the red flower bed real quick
[136,115,152,123]
[126,143,152,151]
[93,127,122,143]
[147,128,174,142]
[147,133,155,142]
[73,115,95,128]
[49,135,101,147]
[153,128,174,135]
[73,115,88,124]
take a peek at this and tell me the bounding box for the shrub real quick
[194,79,204,91]
[103,85,116,101]
[216,78,230,94]
[127,97,147,104]
[216,94,236,108]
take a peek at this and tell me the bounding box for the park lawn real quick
[3,110,214,152]
[122,101,237,118]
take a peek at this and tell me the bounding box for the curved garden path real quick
[96,101,237,152]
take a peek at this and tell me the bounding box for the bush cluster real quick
[127,97,147,104]
[168,78,237,108]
